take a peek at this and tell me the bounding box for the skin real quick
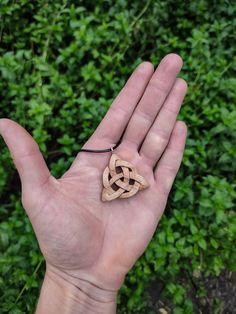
[0,53,188,313]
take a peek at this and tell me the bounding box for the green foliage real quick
[0,0,235,313]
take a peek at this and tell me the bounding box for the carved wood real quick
[102,154,149,202]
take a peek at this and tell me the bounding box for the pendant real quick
[102,154,149,202]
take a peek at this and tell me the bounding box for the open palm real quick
[0,54,187,293]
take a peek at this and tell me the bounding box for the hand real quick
[0,54,187,313]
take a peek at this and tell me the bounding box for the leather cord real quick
[79,139,122,153]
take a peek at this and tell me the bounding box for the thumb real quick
[0,118,51,193]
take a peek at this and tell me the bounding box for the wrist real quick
[36,265,118,314]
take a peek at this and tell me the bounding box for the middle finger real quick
[120,54,183,149]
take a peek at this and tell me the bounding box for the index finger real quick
[81,62,154,150]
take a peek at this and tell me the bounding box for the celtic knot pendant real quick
[102,154,149,202]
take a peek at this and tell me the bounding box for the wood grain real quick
[102,154,149,201]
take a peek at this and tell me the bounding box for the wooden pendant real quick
[102,154,149,202]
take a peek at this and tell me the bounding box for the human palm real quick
[0,54,187,292]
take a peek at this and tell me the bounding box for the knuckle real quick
[135,109,153,124]
[148,78,169,96]
[109,104,128,118]
[163,164,177,176]
[158,182,171,197]
[127,82,142,94]
[151,129,170,143]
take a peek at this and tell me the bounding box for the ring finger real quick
[139,78,187,168]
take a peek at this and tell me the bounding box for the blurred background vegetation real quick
[0,0,235,313]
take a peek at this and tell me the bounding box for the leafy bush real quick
[0,1,235,313]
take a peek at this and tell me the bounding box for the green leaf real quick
[198,238,207,250]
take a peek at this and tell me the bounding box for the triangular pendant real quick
[102,154,149,202]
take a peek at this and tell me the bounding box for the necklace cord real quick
[79,139,121,153]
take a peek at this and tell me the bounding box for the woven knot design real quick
[102,154,149,202]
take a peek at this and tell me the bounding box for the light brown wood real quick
[102,154,149,202]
